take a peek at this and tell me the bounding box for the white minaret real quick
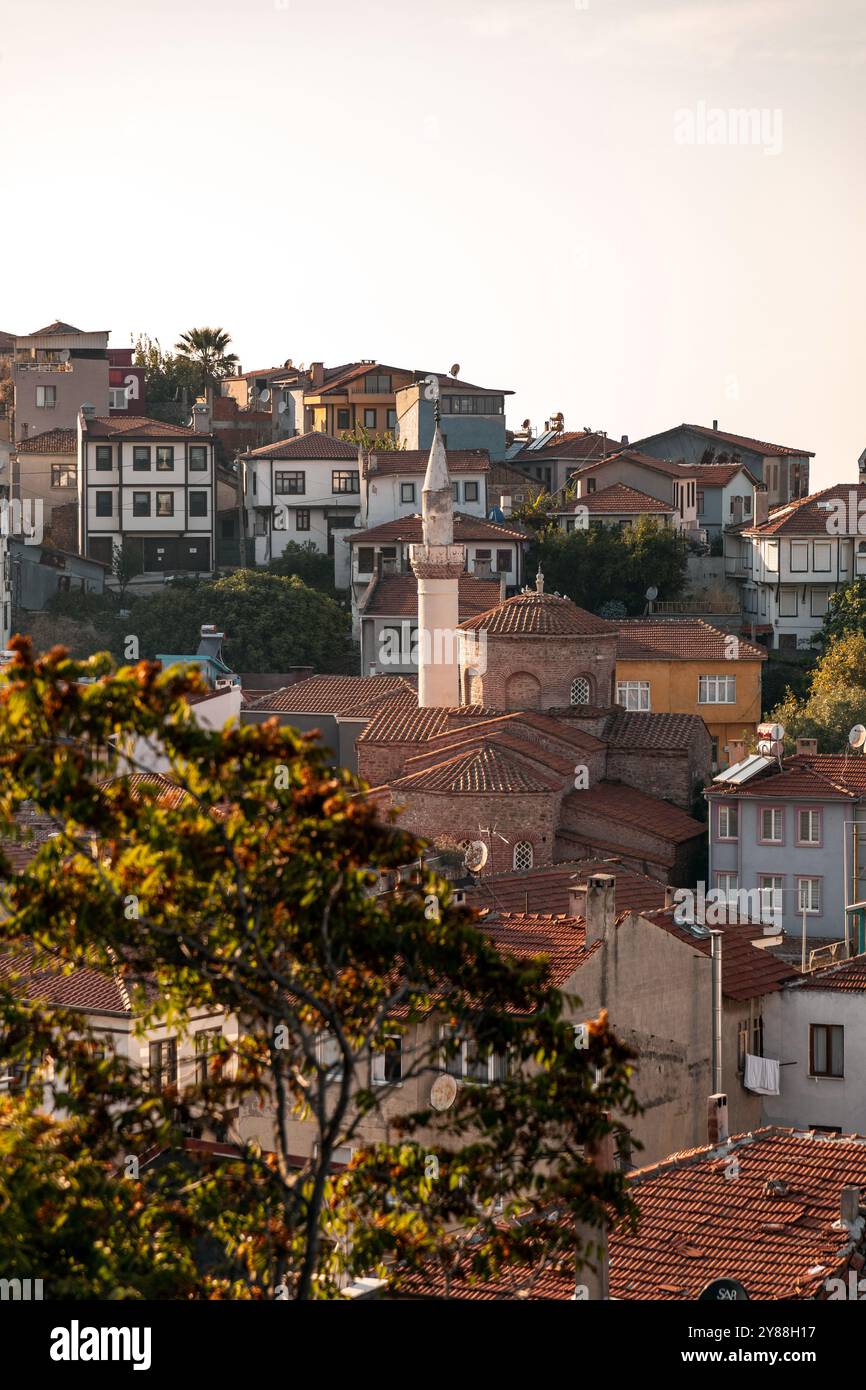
[410,417,464,708]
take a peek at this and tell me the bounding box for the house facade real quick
[12,321,111,441]
[508,430,626,495]
[362,448,489,528]
[394,374,512,459]
[77,409,217,574]
[11,427,77,524]
[555,483,676,533]
[633,421,813,509]
[571,450,700,536]
[241,431,362,568]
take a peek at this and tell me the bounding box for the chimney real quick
[310,361,325,387]
[584,873,615,946]
[192,402,210,434]
[707,1093,729,1146]
[712,419,719,432]
[569,882,587,920]
[753,487,769,525]
[500,494,512,518]
[796,737,818,758]
[840,1185,862,1229]
[620,435,628,446]
[80,403,96,418]
[725,738,746,767]
[664,885,675,909]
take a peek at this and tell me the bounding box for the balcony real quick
[15,361,73,374]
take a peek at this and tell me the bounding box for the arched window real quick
[571,676,591,705]
[513,841,534,871]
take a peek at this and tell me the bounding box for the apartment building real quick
[633,421,813,509]
[12,321,110,440]
[393,373,513,459]
[362,447,489,528]
[726,484,866,649]
[570,449,700,536]
[77,408,217,573]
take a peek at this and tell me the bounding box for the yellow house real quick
[303,361,417,439]
[614,619,766,769]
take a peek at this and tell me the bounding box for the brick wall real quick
[467,632,618,709]
[379,787,561,874]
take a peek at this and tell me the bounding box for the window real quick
[585,477,596,493]
[371,1035,403,1085]
[717,804,738,840]
[464,481,479,503]
[616,680,650,712]
[790,541,808,572]
[108,386,128,410]
[194,1029,222,1085]
[400,482,416,504]
[156,446,174,471]
[133,492,151,517]
[336,408,351,430]
[332,470,359,494]
[797,877,822,914]
[758,876,784,923]
[778,589,798,617]
[513,841,533,870]
[699,675,736,703]
[810,589,829,618]
[254,512,267,536]
[797,809,822,846]
[810,1024,843,1078]
[760,807,784,843]
[571,676,591,705]
[149,1038,177,1093]
[275,470,305,494]
[495,549,511,574]
[51,462,76,488]
[716,871,739,901]
[133,446,151,471]
[737,1015,764,1071]
[295,509,310,531]
[363,409,377,429]
[189,446,207,471]
[440,1026,508,1085]
[386,408,397,431]
[357,546,375,574]
[452,482,459,502]
[95,491,113,517]
[813,541,832,572]
[316,1033,343,1082]
[156,492,174,517]
[35,385,56,408]
[365,373,391,393]
[95,445,113,471]
[189,491,207,517]
[442,395,504,416]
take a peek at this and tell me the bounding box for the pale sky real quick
[2,0,864,487]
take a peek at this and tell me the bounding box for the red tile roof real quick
[349,512,529,545]
[642,911,799,1000]
[482,913,587,988]
[459,591,617,637]
[0,949,131,1015]
[797,953,866,993]
[615,618,766,662]
[512,431,623,461]
[682,423,814,458]
[743,484,866,536]
[242,431,358,461]
[680,462,760,486]
[244,674,416,715]
[465,857,668,917]
[562,483,674,515]
[363,573,501,619]
[392,744,563,795]
[707,756,866,801]
[14,428,76,455]
[578,448,692,480]
[564,783,705,845]
[602,707,708,752]
[366,449,491,476]
[83,415,213,442]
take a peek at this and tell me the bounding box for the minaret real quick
[410,411,464,707]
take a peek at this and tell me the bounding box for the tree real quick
[267,541,341,598]
[821,577,866,647]
[174,327,239,392]
[111,542,143,602]
[339,424,403,451]
[769,630,866,751]
[527,518,688,615]
[132,335,200,413]
[0,640,639,1298]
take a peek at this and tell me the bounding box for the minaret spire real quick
[410,395,464,708]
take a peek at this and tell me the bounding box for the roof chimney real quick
[753,486,769,526]
[500,494,512,518]
[664,885,675,909]
[192,402,210,434]
[620,435,628,446]
[569,882,587,919]
[80,403,96,419]
[707,1093,729,1146]
[725,738,746,767]
[712,419,719,432]
[310,361,325,387]
[796,737,818,758]
[584,873,615,946]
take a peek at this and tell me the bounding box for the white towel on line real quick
[744,1053,780,1095]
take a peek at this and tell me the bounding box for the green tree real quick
[174,327,239,392]
[527,518,687,615]
[111,541,143,602]
[267,540,341,598]
[821,577,866,647]
[339,424,403,451]
[0,640,639,1298]
[769,630,866,751]
[132,334,200,411]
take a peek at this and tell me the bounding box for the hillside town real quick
[3,318,866,1318]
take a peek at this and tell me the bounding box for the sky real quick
[1,0,864,487]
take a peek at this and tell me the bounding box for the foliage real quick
[267,541,341,599]
[821,577,866,648]
[132,335,200,412]
[769,630,866,751]
[339,424,403,451]
[528,517,688,614]
[0,641,639,1298]
[597,599,628,621]
[112,542,143,602]
[174,327,239,391]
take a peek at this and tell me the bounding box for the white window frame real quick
[513,840,533,870]
[35,384,57,409]
[371,1034,403,1086]
[798,809,821,846]
[699,675,736,704]
[616,680,650,712]
[797,877,822,915]
[760,807,784,843]
[440,1027,508,1086]
[718,804,738,840]
[315,1032,344,1082]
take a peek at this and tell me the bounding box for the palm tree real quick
[174,327,239,389]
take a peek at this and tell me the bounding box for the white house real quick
[726,483,866,650]
[241,431,362,569]
[362,448,489,528]
[77,407,217,575]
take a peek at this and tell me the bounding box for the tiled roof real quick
[679,462,760,486]
[611,1127,861,1300]
[578,448,691,480]
[31,320,84,336]
[681,423,814,458]
[349,512,529,545]
[392,744,562,795]
[567,483,673,515]
[459,591,616,637]
[14,428,76,455]
[0,949,130,1015]
[366,449,491,476]
[743,484,866,537]
[615,618,766,662]
[363,573,501,619]
[512,431,623,461]
[465,857,669,917]
[106,772,193,811]
[564,782,705,845]
[707,756,866,801]
[642,911,799,1000]
[796,953,866,993]
[83,415,213,441]
[242,431,358,460]
[602,706,708,752]
[244,674,416,715]
[482,913,587,989]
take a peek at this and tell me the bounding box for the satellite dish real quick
[259,388,271,404]
[645,586,658,601]
[463,840,489,873]
[430,1073,458,1111]
[284,358,293,369]
[849,725,866,749]
[522,418,531,430]
[450,363,460,377]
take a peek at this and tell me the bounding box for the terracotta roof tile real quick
[707,756,866,800]
[350,513,528,545]
[83,415,213,442]
[560,483,674,515]
[680,462,760,486]
[681,423,814,458]
[615,618,766,662]
[0,949,131,1015]
[244,674,416,716]
[392,744,562,795]
[365,449,490,476]
[564,783,705,845]
[465,858,669,917]
[512,431,622,461]
[482,913,587,988]
[797,953,866,993]
[602,707,708,752]
[744,484,866,536]
[14,428,76,455]
[642,911,799,1000]
[459,591,617,637]
[242,431,358,460]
